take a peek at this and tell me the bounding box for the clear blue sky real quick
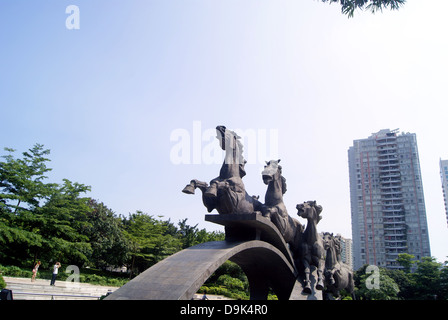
[1,1,448,262]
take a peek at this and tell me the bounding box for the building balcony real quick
[382,206,403,211]
[380,192,403,198]
[384,232,406,237]
[383,225,406,231]
[379,173,401,179]
[379,160,399,167]
[380,177,402,183]
[383,215,405,221]
[376,139,397,146]
[384,238,407,243]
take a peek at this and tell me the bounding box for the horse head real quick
[216,125,228,151]
[262,159,286,190]
[323,232,342,269]
[216,126,245,166]
[322,232,334,251]
[216,125,242,152]
[296,200,323,223]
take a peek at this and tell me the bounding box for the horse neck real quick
[325,246,338,269]
[265,175,284,206]
[221,144,243,179]
[304,217,319,243]
[219,162,240,179]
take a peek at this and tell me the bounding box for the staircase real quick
[4,276,118,300]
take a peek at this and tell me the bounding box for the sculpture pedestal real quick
[206,213,322,300]
[106,213,322,300]
[290,269,323,300]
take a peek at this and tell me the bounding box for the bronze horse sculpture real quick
[261,160,303,258]
[322,232,355,299]
[296,201,325,294]
[182,126,264,215]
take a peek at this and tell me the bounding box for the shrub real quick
[0,265,126,287]
[0,265,32,278]
[0,274,6,290]
[216,274,245,291]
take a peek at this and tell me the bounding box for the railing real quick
[9,290,107,300]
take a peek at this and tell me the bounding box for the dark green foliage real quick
[86,200,129,269]
[354,265,400,300]
[0,273,6,290]
[0,264,128,287]
[121,213,224,276]
[321,0,406,18]
[0,144,224,279]
[199,261,251,300]
[354,256,448,300]
[0,145,94,267]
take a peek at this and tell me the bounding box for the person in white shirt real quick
[50,262,61,286]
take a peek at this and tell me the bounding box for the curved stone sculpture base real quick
[106,240,297,300]
[105,214,322,300]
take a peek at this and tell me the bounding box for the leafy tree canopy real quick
[0,144,224,276]
[321,0,406,18]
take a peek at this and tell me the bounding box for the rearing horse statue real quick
[261,160,303,258]
[322,232,355,299]
[182,126,264,215]
[296,201,325,294]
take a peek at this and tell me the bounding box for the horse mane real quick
[309,200,323,224]
[217,126,245,164]
[334,234,342,254]
[280,175,287,194]
[225,129,244,153]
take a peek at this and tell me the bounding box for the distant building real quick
[439,159,448,227]
[338,235,353,270]
[348,129,431,270]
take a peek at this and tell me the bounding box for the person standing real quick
[31,261,41,282]
[50,262,61,286]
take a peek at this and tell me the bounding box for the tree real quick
[32,179,93,266]
[1,144,227,276]
[0,145,94,267]
[382,268,415,300]
[321,0,406,18]
[0,144,56,213]
[177,218,224,249]
[0,145,56,265]
[439,259,448,300]
[411,257,442,300]
[122,212,183,276]
[396,253,415,273]
[354,265,400,300]
[86,200,129,269]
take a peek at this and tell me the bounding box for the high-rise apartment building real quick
[348,129,431,270]
[338,234,353,270]
[439,159,448,226]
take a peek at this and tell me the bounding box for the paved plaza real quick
[3,276,118,300]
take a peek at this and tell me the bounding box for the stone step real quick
[7,283,114,294]
[6,283,116,294]
[4,277,118,300]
